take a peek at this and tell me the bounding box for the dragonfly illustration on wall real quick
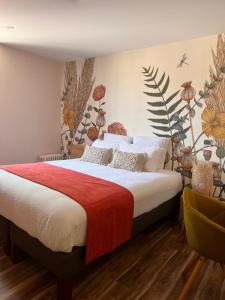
[177,53,189,68]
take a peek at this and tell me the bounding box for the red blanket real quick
[1,162,134,263]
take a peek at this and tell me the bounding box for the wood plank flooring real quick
[0,220,224,300]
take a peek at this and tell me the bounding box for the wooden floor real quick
[0,220,224,300]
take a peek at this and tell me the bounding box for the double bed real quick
[0,158,182,300]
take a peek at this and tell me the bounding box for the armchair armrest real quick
[183,187,225,221]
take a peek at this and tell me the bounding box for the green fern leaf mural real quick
[143,66,189,140]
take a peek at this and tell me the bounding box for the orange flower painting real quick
[108,122,127,136]
[87,126,99,141]
[63,106,75,127]
[92,85,106,101]
[201,108,225,139]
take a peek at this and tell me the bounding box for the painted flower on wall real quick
[89,84,107,141]
[202,34,225,151]
[181,81,196,102]
[87,127,99,141]
[61,59,95,154]
[108,122,127,136]
[203,149,212,161]
[93,85,106,101]
[143,35,225,198]
[181,81,197,151]
[63,106,75,127]
[75,84,127,143]
[95,109,106,128]
[201,108,225,139]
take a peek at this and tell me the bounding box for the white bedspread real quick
[0,159,182,252]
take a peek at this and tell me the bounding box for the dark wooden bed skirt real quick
[0,193,180,279]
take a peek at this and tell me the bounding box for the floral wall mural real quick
[61,58,95,155]
[143,34,225,198]
[61,60,127,156]
[60,33,224,198]
[87,84,107,141]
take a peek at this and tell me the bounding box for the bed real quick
[0,158,182,300]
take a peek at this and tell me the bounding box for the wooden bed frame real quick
[0,193,181,300]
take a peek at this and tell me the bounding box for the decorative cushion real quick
[119,142,166,172]
[92,139,120,150]
[104,133,133,144]
[108,150,146,172]
[80,145,113,165]
[133,136,171,152]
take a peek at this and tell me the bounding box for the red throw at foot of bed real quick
[1,163,134,263]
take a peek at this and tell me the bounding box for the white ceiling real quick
[0,0,225,61]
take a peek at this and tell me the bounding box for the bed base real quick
[0,193,181,300]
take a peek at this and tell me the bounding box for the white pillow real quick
[92,139,119,150]
[104,133,133,144]
[119,142,166,172]
[133,136,171,152]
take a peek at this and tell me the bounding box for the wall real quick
[93,35,217,136]
[92,34,225,162]
[0,45,63,164]
[62,34,222,157]
[61,33,225,197]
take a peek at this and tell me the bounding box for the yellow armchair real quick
[179,187,225,300]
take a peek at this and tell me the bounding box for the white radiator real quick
[38,153,64,162]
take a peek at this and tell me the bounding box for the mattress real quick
[0,159,182,252]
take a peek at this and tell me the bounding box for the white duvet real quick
[0,159,182,252]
